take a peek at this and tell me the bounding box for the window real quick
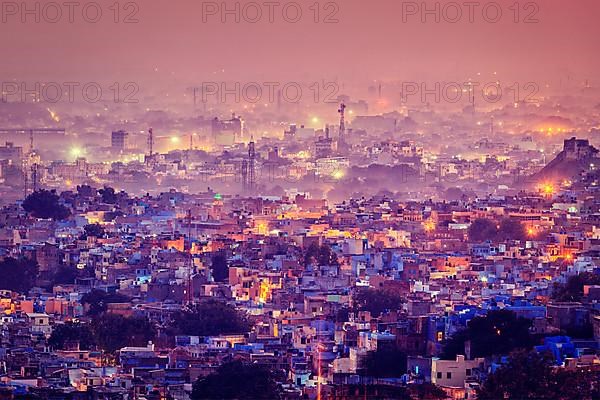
[466,368,472,376]
[437,372,442,379]
[446,372,452,379]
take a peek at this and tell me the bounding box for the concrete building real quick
[431,355,484,389]
[111,130,129,150]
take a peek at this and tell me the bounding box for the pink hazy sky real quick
[1,0,599,87]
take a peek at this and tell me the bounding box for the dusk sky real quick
[2,0,600,88]
[3,2,600,399]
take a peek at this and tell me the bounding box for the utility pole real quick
[147,128,154,160]
[187,209,193,305]
[338,103,346,139]
[248,137,256,193]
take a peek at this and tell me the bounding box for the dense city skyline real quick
[1,1,600,399]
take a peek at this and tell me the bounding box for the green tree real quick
[304,243,339,267]
[353,288,405,317]
[364,348,407,378]
[92,314,156,353]
[191,361,280,400]
[553,272,600,302]
[468,218,497,242]
[304,242,320,266]
[318,244,339,266]
[98,186,117,204]
[169,299,251,337]
[81,289,131,316]
[81,223,105,239]
[22,189,71,220]
[211,252,228,282]
[336,306,351,323]
[409,383,447,400]
[496,218,527,241]
[441,310,534,360]
[329,384,411,399]
[0,257,38,293]
[479,350,600,400]
[51,265,79,285]
[48,322,95,350]
[76,184,97,198]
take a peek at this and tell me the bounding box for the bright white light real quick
[70,147,82,157]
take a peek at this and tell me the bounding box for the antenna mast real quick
[338,103,346,139]
[187,209,193,305]
[147,128,154,160]
[248,137,256,193]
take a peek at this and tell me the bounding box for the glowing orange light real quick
[423,220,436,232]
[259,280,270,304]
[540,183,555,196]
[332,170,345,180]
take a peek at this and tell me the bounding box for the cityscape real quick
[1,0,600,399]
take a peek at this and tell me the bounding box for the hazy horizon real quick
[1,0,599,88]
